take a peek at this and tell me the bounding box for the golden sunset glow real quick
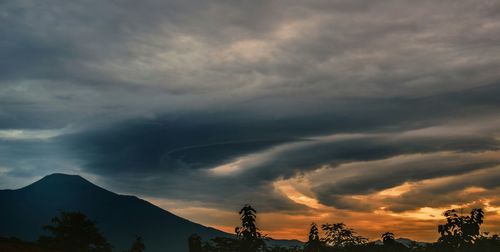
[147,164,500,243]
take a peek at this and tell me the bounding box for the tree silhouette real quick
[124,235,145,252]
[38,211,112,252]
[304,223,322,252]
[235,204,265,252]
[381,232,395,246]
[437,208,484,250]
[193,205,500,252]
[321,223,367,249]
[236,204,261,239]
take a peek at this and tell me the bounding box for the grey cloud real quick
[384,166,500,212]
[0,138,81,188]
[313,154,499,197]
[310,152,500,211]
[2,0,500,215]
[2,0,500,129]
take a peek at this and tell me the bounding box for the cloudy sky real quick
[2,0,500,242]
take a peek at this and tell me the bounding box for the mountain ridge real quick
[0,173,232,252]
[372,237,430,247]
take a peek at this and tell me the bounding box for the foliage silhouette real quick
[321,223,367,249]
[38,211,112,252]
[23,205,500,252]
[189,207,496,251]
[437,208,484,251]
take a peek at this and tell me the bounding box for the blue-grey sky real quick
[1,0,500,241]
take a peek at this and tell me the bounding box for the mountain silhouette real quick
[372,237,430,248]
[0,173,231,252]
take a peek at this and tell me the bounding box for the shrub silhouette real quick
[38,211,111,252]
[475,233,500,251]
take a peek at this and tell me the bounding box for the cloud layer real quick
[2,0,500,241]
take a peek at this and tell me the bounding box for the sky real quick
[2,0,500,242]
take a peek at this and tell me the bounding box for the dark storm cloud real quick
[58,116,500,212]
[1,0,500,214]
[57,82,500,176]
[59,116,298,174]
